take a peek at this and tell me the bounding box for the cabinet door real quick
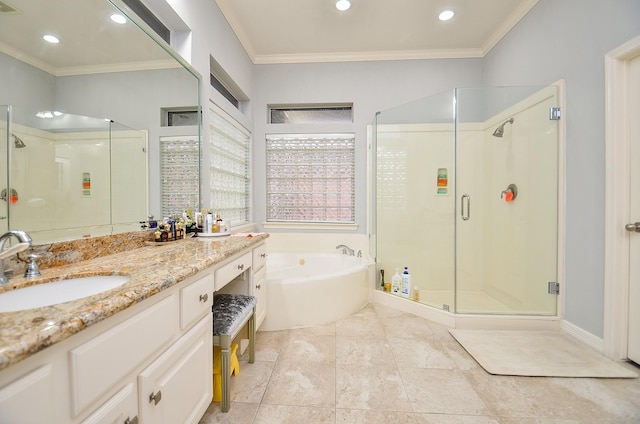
[253,266,267,329]
[80,383,137,424]
[0,365,55,424]
[138,315,212,424]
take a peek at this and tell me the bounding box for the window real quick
[160,136,200,218]
[121,0,170,43]
[209,104,250,226]
[266,134,355,223]
[210,73,239,108]
[268,104,353,124]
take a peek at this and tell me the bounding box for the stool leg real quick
[248,306,256,364]
[221,344,231,413]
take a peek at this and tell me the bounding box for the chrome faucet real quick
[336,244,355,256]
[0,230,32,285]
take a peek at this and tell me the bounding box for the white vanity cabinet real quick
[0,267,216,424]
[252,243,267,328]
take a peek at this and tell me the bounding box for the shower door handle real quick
[461,194,471,221]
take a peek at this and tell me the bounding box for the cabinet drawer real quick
[252,243,267,272]
[180,271,215,330]
[214,252,252,291]
[69,294,179,417]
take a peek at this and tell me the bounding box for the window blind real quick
[266,134,355,223]
[209,104,250,226]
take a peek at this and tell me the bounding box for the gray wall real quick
[482,0,640,339]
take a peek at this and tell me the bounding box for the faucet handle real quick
[24,253,43,278]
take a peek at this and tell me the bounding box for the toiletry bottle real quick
[391,268,402,295]
[412,286,420,301]
[401,266,412,298]
[216,214,223,233]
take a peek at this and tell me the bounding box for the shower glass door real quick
[454,86,559,315]
[375,90,456,311]
[374,84,559,316]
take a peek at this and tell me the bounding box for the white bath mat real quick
[450,329,638,378]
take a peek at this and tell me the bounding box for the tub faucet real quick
[0,230,32,285]
[336,244,355,256]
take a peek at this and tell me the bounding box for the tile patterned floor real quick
[199,304,640,424]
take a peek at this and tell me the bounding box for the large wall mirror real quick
[0,0,201,243]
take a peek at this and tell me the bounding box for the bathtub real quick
[261,253,371,331]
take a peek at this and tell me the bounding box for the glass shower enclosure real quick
[372,85,559,316]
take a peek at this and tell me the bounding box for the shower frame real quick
[371,84,564,320]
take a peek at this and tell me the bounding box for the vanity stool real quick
[212,293,257,412]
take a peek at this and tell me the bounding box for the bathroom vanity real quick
[0,232,268,424]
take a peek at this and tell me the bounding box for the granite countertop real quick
[0,232,268,371]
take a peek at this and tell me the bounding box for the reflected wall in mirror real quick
[0,0,201,244]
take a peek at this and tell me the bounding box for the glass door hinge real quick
[548,281,560,295]
[549,107,561,120]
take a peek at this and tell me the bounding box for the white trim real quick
[481,0,539,56]
[562,319,604,353]
[263,222,358,231]
[604,35,640,360]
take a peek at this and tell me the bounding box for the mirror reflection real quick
[0,0,201,243]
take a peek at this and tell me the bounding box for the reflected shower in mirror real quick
[0,0,201,243]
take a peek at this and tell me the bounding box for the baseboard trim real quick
[561,319,604,353]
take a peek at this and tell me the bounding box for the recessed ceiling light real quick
[439,10,455,21]
[110,13,126,24]
[336,0,351,11]
[43,34,59,44]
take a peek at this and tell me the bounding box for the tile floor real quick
[199,303,640,424]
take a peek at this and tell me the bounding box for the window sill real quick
[263,222,358,231]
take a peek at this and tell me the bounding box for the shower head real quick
[492,117,514,138]
[12,134,26,148]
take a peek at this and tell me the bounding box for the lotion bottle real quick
[401,266,412,298]
[391,268,402,295]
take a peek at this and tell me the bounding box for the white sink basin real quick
[0,275,130,313]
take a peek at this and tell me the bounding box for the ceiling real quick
[215,0,539,64]
[0,0,173,76]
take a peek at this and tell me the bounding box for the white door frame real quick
[604,35,640,360]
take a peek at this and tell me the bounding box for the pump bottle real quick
[391,268,402,295]
[401,266,412,298]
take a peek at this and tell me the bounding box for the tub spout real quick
[336,244,355,256]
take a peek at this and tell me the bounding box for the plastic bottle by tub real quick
[401,266,412,298]
[391,268,402,295]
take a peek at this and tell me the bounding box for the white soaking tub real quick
[261,253,370,330]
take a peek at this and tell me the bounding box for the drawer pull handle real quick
[256,283,261,290]
[199,293,208,302]
[260,253,266,258]
[149,390,162,405]
[237,264,244,271]
[124,416,139,424]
